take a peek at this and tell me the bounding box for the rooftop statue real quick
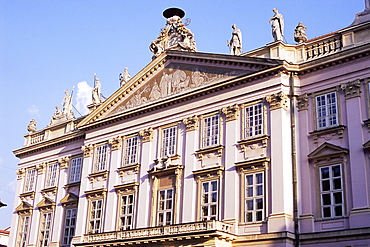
[228,24,242,55]
[150,8,197,58]
[27,119,37,133]
[119,67,131,87]
[92,77,102,104]
[62,89,74,119]
[294,22,307,43]
[269,8,284,42]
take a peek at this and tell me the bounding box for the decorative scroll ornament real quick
[266,91,288,110]
[297,93,309,111]
[81,144,94,157]
[139,127,154,143]
[182,115,198,131]
[341,79,361,99]
[58,156,71,169]
[221,104,240,121]
[149,8,197,58]
[109,136,123,151]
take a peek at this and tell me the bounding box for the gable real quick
[77,50,282,128]
[308,142,348,160]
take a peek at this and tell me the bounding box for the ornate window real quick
[17,215,30,247]
[244,102,264,139]
[39,212,52,247]
[201,113,221,148]
[123,135,139,166]
[62,208,77,246]
[23,168,37,193]
[160,125,178,158]
[93,143,109,173]
[89,199,104,233]
[120,194,135,230]
[157,188,174,226]
[201,180,218,221]
[320,164,344,219]
[315,91,338,130]
[45,163,58,188]
[69,157,82,183]
[245,172,264,222]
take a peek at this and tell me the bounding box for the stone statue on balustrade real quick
[150,8,197,58]
[92,78,102,104]
[294,22,308,43]
[269,8,284,42]
[62,89,74,119]
[228,24,242,55]
[27,119,37,133]
[119,67,131,87]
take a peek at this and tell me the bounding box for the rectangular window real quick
[17,215,30,247]
[23,168,37,193]
[202,114,220,148]
[157,188,173,226]
[39,212,52,247]
[245,172,264,222]
[123,136,139,165]
[315,92,338,129]
[94,144,109,172]
[161,126,177,157]
[320,164,344,219]
[201,180,218,221]
[69,157,82,183]
[245,103,264,138]
[90,199,103,233]
[120,194,134,230]
[62,208,77,246]
[45,163,58,188]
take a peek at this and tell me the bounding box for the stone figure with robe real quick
[62,89,74,119]
[92,78,102,104]
[119,68,131,87]
[269,8,284,42]
[228,24,242,55]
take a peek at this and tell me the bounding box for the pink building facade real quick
[9,4,370,247]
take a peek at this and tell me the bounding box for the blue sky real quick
[0,0,365,230]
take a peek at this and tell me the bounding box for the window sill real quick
[64,182,81,189]
[195,145,224,161]
[88,171,109,183]
[309,125,346,144]
[117,164,140,177]
[238,135,269,150]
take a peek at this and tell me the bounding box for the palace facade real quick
[9,4,370,247]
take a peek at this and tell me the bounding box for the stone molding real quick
[297,93,309,111]
[266,91,288,110]
[36,163,46,174]
[109,136,123,151]
[182,115,198,131]
[139,127,154,143]
[221,104,239,121]
[81,144,94,157]
[341,79,361,99]
[58,156,71,169]
[16,168,25,180]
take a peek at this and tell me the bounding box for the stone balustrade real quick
[83,220,233,243]
[305,37,342,60]
[28,131,45,145]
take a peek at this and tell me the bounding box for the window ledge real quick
[117,164,140,177]
[238,135,269,150]
[19,191,35,200]
[88,171,109,183]
[309,125,346,144]
[195,145,224,161]
[64,182,81,189]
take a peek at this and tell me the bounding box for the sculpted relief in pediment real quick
[109,64,245,116]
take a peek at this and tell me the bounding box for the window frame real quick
[17,215,31,247]
[123,135,140,166]
[23,167,37,193]
[159,123,179,158]
[242,101,266,140]
[314,90,339,130]
[119,193,135,230]
[89,199,104,234]
[157,188,174,226]
[39,211,53,247]
[69,156,83,184]
[45,162,59,188]
[93,143,110,173]
[200,180,219,221]
[62,207,77,246]
[244,171,265,223]
[200,112,222,149]
[319,163,345,219]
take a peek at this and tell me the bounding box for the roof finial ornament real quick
[27,119,37,133]
[92,75,102,104]
[294,22,307,43]
[119,67,131,87]
[149,7,197,59]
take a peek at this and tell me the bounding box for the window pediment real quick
[60,193,79,207]
[308,142,348,163]
[15,201,33,215]
[37,197,56,211]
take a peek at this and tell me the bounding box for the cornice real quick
[13,131,85,158]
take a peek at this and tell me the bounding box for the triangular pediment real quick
[15,201,32,212]
[36,197,55,209]
[60,193,79,206]
[308,142,348,160]
[78,50,282,128]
